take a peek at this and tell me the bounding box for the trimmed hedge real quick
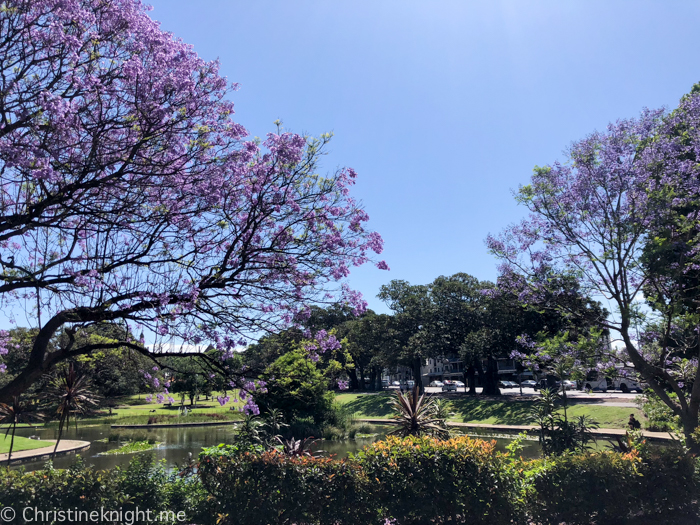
[526,449,698,525]
[0,455,209,525]
[199,443,374,525]
[198,436,523,524]
[356,436,520,525]
[1,438,698,525]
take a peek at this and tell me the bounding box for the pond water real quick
[11,424,543,471]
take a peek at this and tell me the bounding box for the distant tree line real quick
[243,272,607,396]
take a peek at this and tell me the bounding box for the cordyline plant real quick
[0,0,387,408]
[42,363,99,458]
[488,87,700,450]
[388,386,449,439]
[0,395,43,464]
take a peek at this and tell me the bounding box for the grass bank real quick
[335,392,645,430]
[42,392,245,427]
[1,435,54,454]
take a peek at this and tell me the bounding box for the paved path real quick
[0,440,91,465]
[417,386,643,403]
[357,419,675,442]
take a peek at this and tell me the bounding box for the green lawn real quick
[61,392,245,427]
[336,392,645,430]
[0,435,54,454]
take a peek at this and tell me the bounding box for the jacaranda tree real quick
[0,0,386,404]
[488,89,700,449]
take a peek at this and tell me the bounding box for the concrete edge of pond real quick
[0,440,91,465]
[356,419,676,443]
[111,420,240,429]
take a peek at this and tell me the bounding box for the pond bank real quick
[112,420,240,429]
[356,419,676,443]
[0,440,91,465]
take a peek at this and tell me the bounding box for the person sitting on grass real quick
[628,413,641,430]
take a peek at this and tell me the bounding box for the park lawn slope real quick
[52,392,245,427]
[1,435,54,454]
[336,392,644,430]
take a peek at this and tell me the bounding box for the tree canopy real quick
[488,86,700,448]
[0,0,386,404]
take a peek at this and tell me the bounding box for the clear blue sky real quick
[147,0,700,315]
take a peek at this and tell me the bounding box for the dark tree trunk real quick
[374,367,383,390]
[413,357,424,395]
[357,364,365,391]
[478,358,500,396]
[348,369,359,391]
[466,365,477,395]
[368,368,377,391]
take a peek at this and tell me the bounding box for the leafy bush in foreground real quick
[1,437,698,525]
[355,435,520,525]
[526,448,698,525]
[198,443,374,525]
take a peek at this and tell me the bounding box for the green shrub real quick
[285,416,321,439]
[0,458,121,514]
[525,449,699,524]
[198,445,375,525]
[637,391,680,432]
[354,435,521,525]
[636,449,699,517]
[356,422,374,434]
[0,455,208,524]
[347,425,359,439]
[526,451,642,524]
[322,425,345,440]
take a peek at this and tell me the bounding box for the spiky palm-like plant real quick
[274,436,321,457]
[388,386,449,439]
[0,396,43,464]
[43,364,99,458]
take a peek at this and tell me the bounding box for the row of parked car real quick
[512,378,644,392]
[428,380,465,392]
[388,377,645,393]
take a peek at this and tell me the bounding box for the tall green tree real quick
[378,280,433,394]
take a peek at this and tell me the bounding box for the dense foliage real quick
[253,349,335,424]
[1,436,697,524]
[489,85,700,447]
[0,455,210,524]
[0,0,385,406]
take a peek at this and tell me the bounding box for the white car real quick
[429,380,444,387]
[452,381,465,387]
[521,380,537,388]
[561,380,577,390]
[391,381,401,387]
[442,381,457,392]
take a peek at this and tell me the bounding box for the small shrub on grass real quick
[637,391,680,432]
